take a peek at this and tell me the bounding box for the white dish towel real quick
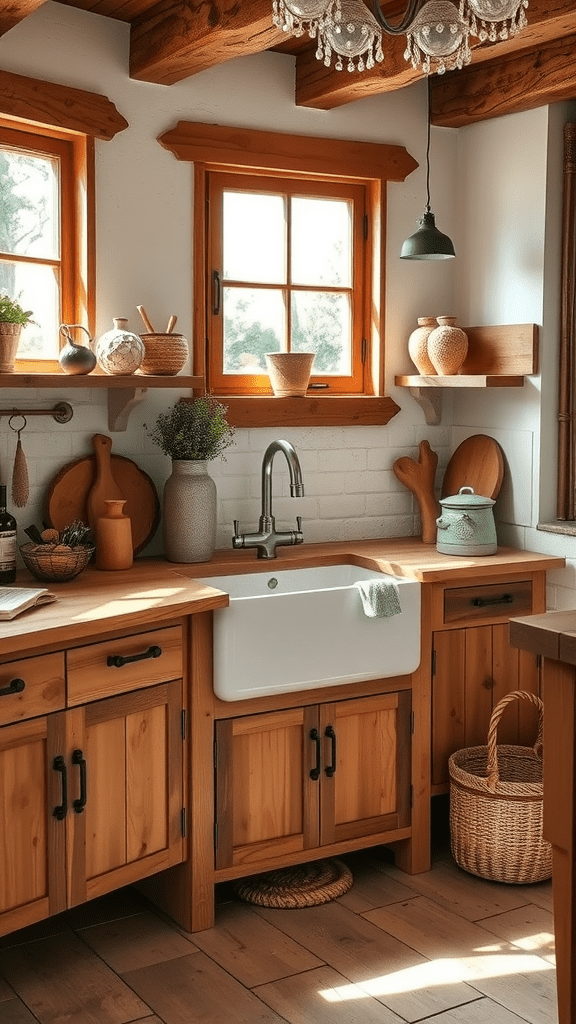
[354,579,402,618]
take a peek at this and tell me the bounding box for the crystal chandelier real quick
[272,0,529,75]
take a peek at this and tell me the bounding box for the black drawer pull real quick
[325,725,337,777]
[0,677,25,698]
[53,755,68,820]
[107,644,162,668]
[309,728,321,781]
[471,594,514,608]
[72,749,87,813]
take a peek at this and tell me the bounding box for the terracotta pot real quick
[0,323,22,373]
[265,352,315,397]
[96,499,133,570]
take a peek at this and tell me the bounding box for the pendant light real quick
[400,80,455,260]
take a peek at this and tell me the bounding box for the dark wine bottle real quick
[0,484,17,584]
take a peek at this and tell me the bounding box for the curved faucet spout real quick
[262,439,304,518]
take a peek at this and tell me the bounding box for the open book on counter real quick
[0,588,57,620]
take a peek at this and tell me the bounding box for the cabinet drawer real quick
[0,653,65,726]
[67,625,183,706]
[443,580,533,625]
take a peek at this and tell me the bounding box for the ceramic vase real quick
[265,352,315,397]
[407,317,437,374]
[58,324,97,375]
[427,316,469,375]
[0,323,22,373]
[96,318,145,375]
[163,460,216,563]
[96,499,133,570]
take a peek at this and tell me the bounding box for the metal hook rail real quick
[0,402,73,424]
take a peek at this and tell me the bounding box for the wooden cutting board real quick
[441,434,504,499]
[45,451,160,555]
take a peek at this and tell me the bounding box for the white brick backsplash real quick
[318,448,367,473]
[318,494,366,519]
[365,492,413,516]
[344,470,393,494]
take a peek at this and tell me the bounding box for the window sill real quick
[538,522,576,537]
[216,395,401,427]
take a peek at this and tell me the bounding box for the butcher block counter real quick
[510,609,576,1024]
[0,539,563,940]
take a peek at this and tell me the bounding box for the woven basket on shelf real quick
[449,690,551,885]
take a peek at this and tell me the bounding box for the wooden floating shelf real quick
[394,323,538,424]
[0,373,204,431]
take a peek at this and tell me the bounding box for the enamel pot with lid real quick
[436,486,497,556]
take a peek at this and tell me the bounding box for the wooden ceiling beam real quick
[129,0,284,86]
[294,0,576,110]
[0,0,46,37]
[430,31,576,127]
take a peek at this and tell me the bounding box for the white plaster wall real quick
[0,3,459,556]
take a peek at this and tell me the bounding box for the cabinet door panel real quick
[215,707,319,870]
[320,692,411,846]
[432,630,465,787]
[464,626,493,748]
[69,680,184,904]
[0,715,66,932]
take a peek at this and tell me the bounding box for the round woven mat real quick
[233,858,353,909]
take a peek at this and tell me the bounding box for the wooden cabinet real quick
[214,691,411,872]
[0,624,186,938]
[430,575,544,790]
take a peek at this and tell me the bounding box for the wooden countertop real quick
[510,608,576,666]
[1,538,563,659]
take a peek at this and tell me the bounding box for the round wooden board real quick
[45,454,160,555]
[441,434,505,500]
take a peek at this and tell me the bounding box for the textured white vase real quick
[96,317,145,375]
[162,460,216,563]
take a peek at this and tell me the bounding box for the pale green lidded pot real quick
[436,486,497,556]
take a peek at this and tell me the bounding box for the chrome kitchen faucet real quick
[232,439,304,559]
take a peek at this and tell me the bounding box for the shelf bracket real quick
[409,387,443,425]
[108,386,148,432]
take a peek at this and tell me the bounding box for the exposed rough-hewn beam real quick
[0,68,128,139]
[130,0,284,86]
[431,32,576,127]
[0,0,45,37]
[295,0,576,110]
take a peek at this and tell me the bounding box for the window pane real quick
[292,290,351,374]
[291,197,352,287]
[0,147,59,259]
[223,191,286,284]
[0,260,59,360]
[223,287,285,374]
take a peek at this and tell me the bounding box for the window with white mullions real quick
[208,171,366,395]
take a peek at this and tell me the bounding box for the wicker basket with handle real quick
[449,690,552,884]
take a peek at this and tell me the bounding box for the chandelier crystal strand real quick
[319,0,384,72]
[272,0,341,39]
[404,0,471,74]
[460,0,528,42]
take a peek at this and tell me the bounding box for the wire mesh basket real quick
[20,543,94,583]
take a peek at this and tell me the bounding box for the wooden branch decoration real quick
[393,440,439,544]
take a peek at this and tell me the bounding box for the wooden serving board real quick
[45,453,160,554]
[441,434,504,499]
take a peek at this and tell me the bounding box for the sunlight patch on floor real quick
[318,952,554,1002]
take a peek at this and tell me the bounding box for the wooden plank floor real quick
[0,803,557,1024]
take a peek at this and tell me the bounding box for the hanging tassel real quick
[9,415,29,508]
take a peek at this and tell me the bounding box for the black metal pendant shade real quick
[400,208,456,260]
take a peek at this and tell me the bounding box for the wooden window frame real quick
[0,121,94,372]
[208,169,368,396]
[158,121,417,427]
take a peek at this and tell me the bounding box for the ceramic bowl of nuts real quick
[20,521,94,583]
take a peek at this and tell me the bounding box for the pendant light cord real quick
[425,75,431,213]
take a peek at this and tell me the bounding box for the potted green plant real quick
[0,295,35,373]
[146,396,235,563]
